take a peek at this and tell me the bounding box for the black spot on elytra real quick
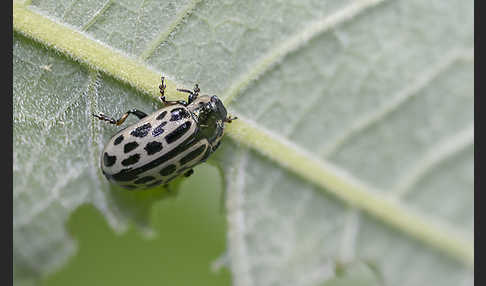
[134,176,155,184]
[165,121,191,144]
[114,135,124,145]
[152,122,167,137]
[146,180,163,188]
[170,108,190,121]
[109,168,136,182]
[145,141,163,155]
[103,152,116,167]
[124,141,139,153]
[110,134,196,181]
[180,145,206,165]
[130,123,151,138]
[156,111,167,120]
[160,164,176,176]
[121,154,140,166]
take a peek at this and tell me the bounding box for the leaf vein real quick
[17,72,91,182]
[221,0,387,105]
[225,149,254,286]
[339,210,360,262]
[81,0,113,32]
[13,165,84,227]
[225,114,473,267]
[139,0,203,60]
[13,2,473,267]
[320,48,474,157]
[392,124,474,198]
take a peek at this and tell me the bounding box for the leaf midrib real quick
[13,2,473,267]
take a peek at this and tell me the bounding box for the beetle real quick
[93,77,236,190]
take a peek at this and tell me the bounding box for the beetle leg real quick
[176,88,193,94]
[177,83,200,104]
[211,141,221,152]
[184,169,194,177]
[164,184,170,192]
[159,76,187,106]
[92,109,148,126]
[190,83,200,103]
[224,115,238,123]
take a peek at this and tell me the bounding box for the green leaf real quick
[13,0,473,285]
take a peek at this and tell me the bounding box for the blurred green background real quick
[43,165,230,286]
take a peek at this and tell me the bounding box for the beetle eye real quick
[210,96,227,119]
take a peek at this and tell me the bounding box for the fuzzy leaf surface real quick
[13,0,473,285]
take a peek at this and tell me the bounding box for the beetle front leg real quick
[177,83,200,104]
[224,115,238,123]
[159,76,187,106]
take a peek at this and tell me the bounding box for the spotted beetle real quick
[93,77,236,190]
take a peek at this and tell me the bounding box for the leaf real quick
[13,0,473,285]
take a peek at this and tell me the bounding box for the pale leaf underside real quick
[13,0,473,285]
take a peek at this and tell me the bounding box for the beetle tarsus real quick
[178,83,200,104]
[92,113,117,125]
[224,116,238,123]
